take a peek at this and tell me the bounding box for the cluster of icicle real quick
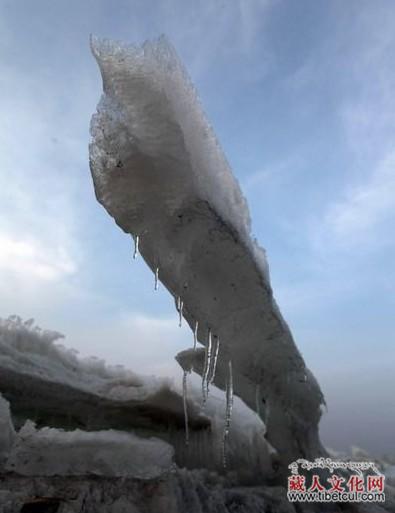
[132,235,234,467]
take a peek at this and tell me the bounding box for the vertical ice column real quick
[222,360,233,468]
[182,370,189,445]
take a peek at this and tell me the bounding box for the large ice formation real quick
[89,35,326,470]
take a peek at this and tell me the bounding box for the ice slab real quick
[5,421,174,479]
[89,35,326,468]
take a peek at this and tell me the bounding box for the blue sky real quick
[0,0,394,455]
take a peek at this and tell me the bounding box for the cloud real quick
[0,232,76,282]
[293,5,395,255]
[0,19,99,314]
[151,0,273,83]
[321,152,395,249]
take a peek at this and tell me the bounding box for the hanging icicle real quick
[176,296,184,327]
[201,329,212,403]
[133,234,139,259]
[209,336,220,384]
[201,343,208,404]
[182,370,189,446]
[154,267,159,290]
[201,329,212,404]
[190,320,199,374]
[193,320,198,351]
[222,359,234,469]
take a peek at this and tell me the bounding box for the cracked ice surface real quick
[89,35,326,468]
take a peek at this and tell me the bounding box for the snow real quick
[5,420,174,479]
[89,35,326,469]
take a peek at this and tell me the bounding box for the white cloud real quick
[0,232,76,281]
[0,38,97,309]
[323,152,395,247]
[300,6,395,254]
[153,0,273,83]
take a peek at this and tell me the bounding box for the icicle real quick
[177,296,183,327]
[190,320,199,374]
[222,360,234,469]
[201,343,208,404]
[255,384,261,417]
[193,320,198,351]
[154,267,159,290]
[209,336,220,384]
[207,330,213,388]
[182,370,189,446]
[201,329,212,403]
[133,234,139,259]
[201,329,212,404]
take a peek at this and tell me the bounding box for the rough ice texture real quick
[5,420,174,479]
[89,35,326,469]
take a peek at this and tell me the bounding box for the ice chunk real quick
[5,421,174,478]
[89,35,326,469]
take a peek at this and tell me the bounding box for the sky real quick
[0,0,394,456]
